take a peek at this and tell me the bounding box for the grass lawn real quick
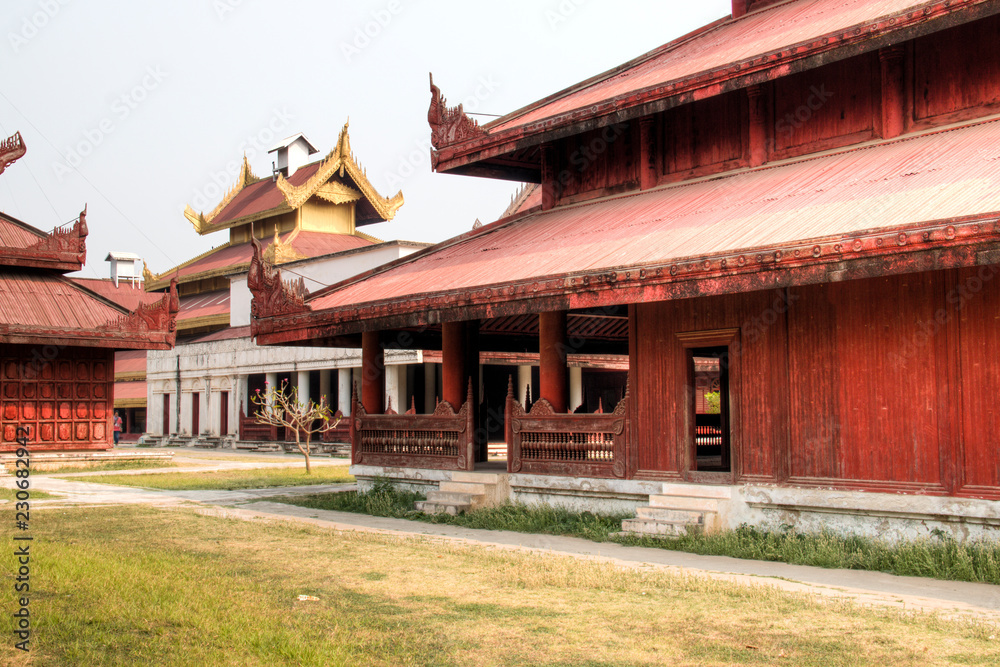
[0,487,56,501]
[61,465,355,491]
[2,505,996,666]
[32,460,177,475]
[170,451,315,463]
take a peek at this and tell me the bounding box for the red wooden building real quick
[249,0,1000,539]
[0,133,178,452]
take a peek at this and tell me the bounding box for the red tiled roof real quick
[179,290,230,321]
[486,0,966,136]
[311,117,1000,312]
[0,269,127,329]
[72,278,162,310]
[0,213,45,248]
[212,163,322,226]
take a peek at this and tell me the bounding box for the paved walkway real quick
[6,448,1000,622]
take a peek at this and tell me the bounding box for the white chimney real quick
[268,133,319,178]
[105,251,142,288]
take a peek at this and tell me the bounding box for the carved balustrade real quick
[351,388,475,471]
[506,385,629,479]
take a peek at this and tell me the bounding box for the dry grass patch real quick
[54,465,354,491]
[1,505,996,666]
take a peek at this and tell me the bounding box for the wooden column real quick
[442,321,467,407]
[361,331,385,414]
[880,46,906,139]
[747,85,768,167]
[639,118,656,190]
[539,310,568,413]
[540,144,556,211]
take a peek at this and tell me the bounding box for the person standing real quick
[113,411,123,446]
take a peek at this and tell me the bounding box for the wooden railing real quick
[239,408,350,444]
[506,384,629,479]
[239,407,278,441]
[351,385,475,471]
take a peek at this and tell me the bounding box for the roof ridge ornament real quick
[184,155,261,234]
[24,206,88,266]
[0,131,26,176]
[248,235,309,338]
[114,277,179,344]
[428,73,487,150]
[275,120,403,220]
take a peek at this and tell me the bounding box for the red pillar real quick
[361,331,384,413]
[539,310,568,413]
[441,321,466,407]
[880,46,906,139]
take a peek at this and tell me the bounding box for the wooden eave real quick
[431,0,1000,178]
[0,211,88,273]
[253,214,1000,346]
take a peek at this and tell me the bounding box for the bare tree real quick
[250,380,339,474]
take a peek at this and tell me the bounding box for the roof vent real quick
[105,251,142,288]
[268,133,319,179]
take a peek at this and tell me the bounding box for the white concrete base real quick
[509,473,663,515]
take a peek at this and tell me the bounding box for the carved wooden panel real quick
[0,345,113,451]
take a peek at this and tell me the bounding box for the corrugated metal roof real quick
[488,0,942,134]
[0,213,45,249]
[72,278,162,310]
[182,325,251,344]
[289,231,373,257]
[0,269,127,329]
[113,380,146,401]
[114,350,146,375]
[179,290,230,321]
[212,162,321,226]
[311,117,1000,311]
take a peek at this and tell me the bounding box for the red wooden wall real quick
[0,345,114,452]
[546,15,1000,208]
[630,267,1000,499]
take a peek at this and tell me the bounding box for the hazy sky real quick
[1,0,731,280]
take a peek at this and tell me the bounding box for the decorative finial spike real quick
[506,375,514,399]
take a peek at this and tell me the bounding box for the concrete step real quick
[414,501,467,516]
[451,471,502,485]
[660,483,732,499]
[649,495,723,513]
[635,507,706,524]
[621,518,700,537]
[439,481,488,496]
[426,491,478,505]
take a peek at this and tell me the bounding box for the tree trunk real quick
[298,431,311,474]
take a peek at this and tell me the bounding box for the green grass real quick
[618,524,1000,585]
[279,482,1000,585]
[59,465,355,491]
[31,459,177,475]
[0,487,56,500]
[3,504,996,666]
[283,481,626,542]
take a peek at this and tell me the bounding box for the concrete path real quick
[6,448,1000,623]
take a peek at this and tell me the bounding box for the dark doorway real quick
[689,346,731,473]
[220,391,229,435]
[163,394,171,435]
[191,392,200,435]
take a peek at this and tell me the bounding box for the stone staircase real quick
[621,483,732,538]
[415,471,507,516]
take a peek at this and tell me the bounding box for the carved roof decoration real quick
[114,278,179,341]
[275,121,404,220]
[428,73,487,151]
[184,156,260,233]
[262,230,307,264]
[0,131,26,176]
[313,181,363,206]
[0,207,88,272]
[248,235,310,338]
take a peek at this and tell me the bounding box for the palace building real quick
[142,125,429,447]
[0,132,178,452]
[248,0,1000,540]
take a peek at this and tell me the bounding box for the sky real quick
[0,0,732,280]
